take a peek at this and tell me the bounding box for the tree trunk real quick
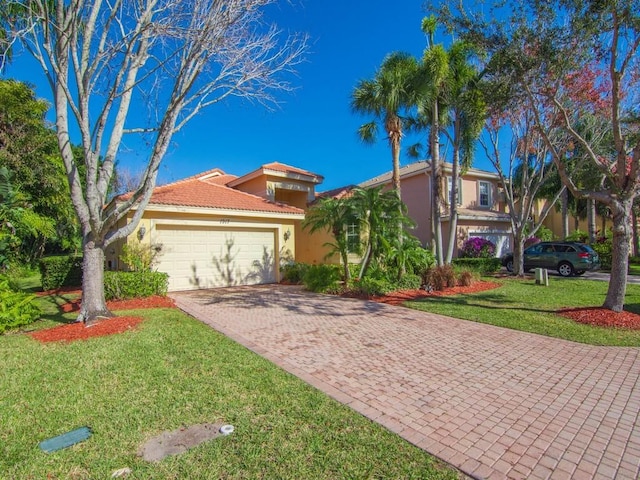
[602,200,632,312]
[78,238,114,325]
[430,108,443,265]
[633,205,639,257]
[445,150,460,263]
[561,189,569,239]
[588,199,597,243]
[512,229,527,277]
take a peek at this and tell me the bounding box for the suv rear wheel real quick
[558,261,575,277]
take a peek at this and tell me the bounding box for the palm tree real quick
[302,197,355,281]
[351,52,419,199]
[441,42,486,263]
[350,186,414,279]
[417,16,450,265]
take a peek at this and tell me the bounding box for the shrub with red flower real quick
[459,237,496,258]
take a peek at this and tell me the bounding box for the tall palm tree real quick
[351,52,419,199]
[441,41,486,263]
[414,16,451,265]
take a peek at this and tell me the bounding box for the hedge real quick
[104,271,169,300]
[452,257,502,274]
[39,255,83,291]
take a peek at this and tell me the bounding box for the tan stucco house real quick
[359,160,513,257]
[107,162,323,291]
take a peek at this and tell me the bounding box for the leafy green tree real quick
[0,167,55,268]
[439,0,640,311]
[0,79,80,257]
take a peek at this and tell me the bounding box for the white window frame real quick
[478,181,491,208]
[447,177,463,206]
[346,222,359,253]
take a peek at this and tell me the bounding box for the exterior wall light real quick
[137,225,146,240]
[283,228,291,242]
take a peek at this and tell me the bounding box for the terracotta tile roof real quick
[262,161,323,179]
[313,185,357,203]
[119,169,304,215]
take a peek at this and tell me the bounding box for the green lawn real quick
[406,277,640,346]
[1,303,459,479]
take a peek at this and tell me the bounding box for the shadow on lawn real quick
[34,292,80,325]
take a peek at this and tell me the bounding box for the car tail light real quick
[578,252,590,258]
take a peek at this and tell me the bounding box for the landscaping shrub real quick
[39,255,83,291]
[592,232,612,269]
[424,265,456,291]
[302,264,341,294]
[565,229,589,243]
[352,277,396,297]
[0,276,41,334]
[459,237,496,258]
[120,241,162,272]
[397,273,421,290]
[452,257,501,274]
[104,271,169,300]
[280,262,309,284]
[457,270,475,287]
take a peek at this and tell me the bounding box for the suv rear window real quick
[579,244,597,253]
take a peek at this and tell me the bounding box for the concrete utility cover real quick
[138,423,225,462]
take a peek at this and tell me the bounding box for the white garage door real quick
[155,226,276,291]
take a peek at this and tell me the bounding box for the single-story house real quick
[107,162,323,291]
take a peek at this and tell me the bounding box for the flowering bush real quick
[459,237,496,258]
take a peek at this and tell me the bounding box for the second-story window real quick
[479,181,491,207]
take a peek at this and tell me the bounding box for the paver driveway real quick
[171,285,640,480]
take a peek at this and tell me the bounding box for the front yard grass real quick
[406,277,640,347]
[1,304,459,479]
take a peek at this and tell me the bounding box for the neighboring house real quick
[359,160,513,257]
[108,162,323,291]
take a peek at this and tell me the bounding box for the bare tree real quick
[482,108,565,276]
[4,0,307,323]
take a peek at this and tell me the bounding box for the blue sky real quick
[2,0,495,192]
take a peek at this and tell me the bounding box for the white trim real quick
[132,203,305,220]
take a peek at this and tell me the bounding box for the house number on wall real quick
[219,218,231,225]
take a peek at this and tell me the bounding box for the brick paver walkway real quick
[171,285,640,480]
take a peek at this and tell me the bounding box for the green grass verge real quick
[1,306,459,479]
[406,277,640,346]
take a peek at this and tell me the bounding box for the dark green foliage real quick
[103,271,169,300]
[453,257,501,274]
[592,235,612,269]
[352,277,396,297]
[39,255,82,291]
[280,262,309,284]
[302,264,341,294]
[424,264,457,291]
[0,276,41,334]
[397,273,421,290]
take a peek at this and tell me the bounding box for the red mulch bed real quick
[30,316,146,343]
[558,307,640,330]
[364,281,640,330]
[30,295,176,343]
[60,295,176,313]
[367,281,502,306]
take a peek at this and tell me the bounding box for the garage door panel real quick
[155,227,276,291]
